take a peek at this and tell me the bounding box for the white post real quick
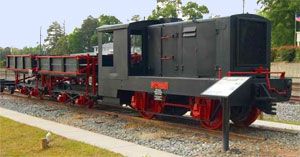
[295,13,297,47]
[243,0,245,14]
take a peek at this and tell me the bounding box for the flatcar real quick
[0,14,292,130]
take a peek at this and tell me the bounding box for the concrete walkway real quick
[0,107,180,157]
[252,120,300,132]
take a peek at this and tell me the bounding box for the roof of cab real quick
[97,23,129,32]
[96,14,267,32]
[96,18,182,32]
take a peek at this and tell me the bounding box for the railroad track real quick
[1,91,298,143]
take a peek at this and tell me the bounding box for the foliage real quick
[280,48,296,62]
[0,116,123,157]
[91,15,122,46]
[81,15,98,52]
[209,14,221,19]
[44,21,64,54]
[0,46,41,68]
[44,16,98,54]
[0,60,5,68]
[68,28,85,54]
[270,46,300,62]
[270,48,278,62]
[148,0,209,20]
[68,14,121,53]
[296,47,300,61]
[102,32,114,45]
[182,2,209,20]
[148,0,182,20]
[98,14,121,26]
[16,46,41,55]
[0,47,11,60]
[90,33,98,48]
[1,46,40,57]
[52,36,69,55]
[130,15,142,22]
[257,0,300,47]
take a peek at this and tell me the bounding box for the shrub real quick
[0,60,5,69]
[295,47,300,61]
[280,48,296,62]
[270,49,278,62]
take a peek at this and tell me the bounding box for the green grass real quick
[263,117,300,126]
[0,116,123,157]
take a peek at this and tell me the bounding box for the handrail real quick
[226,66,287,95]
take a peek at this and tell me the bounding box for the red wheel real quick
[191,97,223,130]
[87,101,94,108]
[140,111,155,119]
[20,87,29,95]
[30,88,39,97]
[131,92,163,119]
[75,95,87,106]
[57,93,68,102]
[200,103,223,130]
[232,107,260,127]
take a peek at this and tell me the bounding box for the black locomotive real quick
[1,14,292,130]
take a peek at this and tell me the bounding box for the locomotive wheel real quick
[87,102,95,109]
[163,106,188,116]
[230,106,252,122]
[191,97,223,130]
[140,111,155,119]
[131,92,163,119]
[0,84,4,92]
[138,96,156,119]
[9,86,15,94]
[232,107,260,127]
[20,86,29,95]
[199,102,223,130]
[57,93,68,102]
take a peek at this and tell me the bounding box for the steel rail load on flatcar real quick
[0,14,292,130]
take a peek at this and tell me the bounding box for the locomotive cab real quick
[98,20,162,80]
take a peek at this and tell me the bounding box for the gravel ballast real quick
[263,102,300,123]
[0,94,300,157]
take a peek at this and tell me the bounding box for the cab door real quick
[161,25,181,77]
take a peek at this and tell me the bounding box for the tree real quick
[68,28,85,54]
[90,15,122,46]
[148,0,209,20]
[68,15,121,53]
[0,47,11,60]
[130,15,142,22]
[209,14,221,19]
[81,15,98,52]
[182,2,209,20]
[18,46,40,55]
[257,0,300,46]
[98,14,121,26]
[52,36,69,55]
[44,21,64,54]
[0,47,11,68]
[148,0,182,20]
[90,33,98,48]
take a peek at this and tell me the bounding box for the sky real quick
[0,0,262,49]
